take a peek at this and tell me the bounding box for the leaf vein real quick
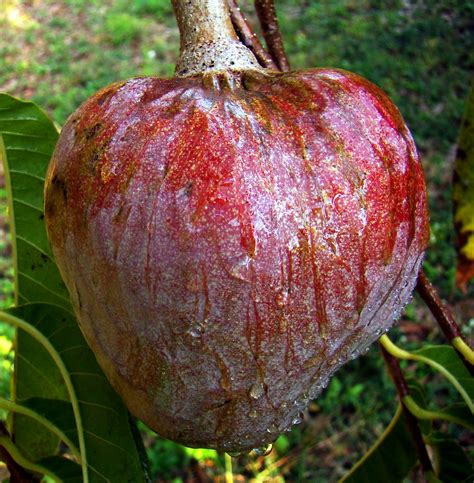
[9,170,45,182]
[18,271,70,303]
[13,199,43,213]
[16,235,52,260]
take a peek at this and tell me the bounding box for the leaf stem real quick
[452,336,474,365]
[0,397,81,462]
[379,335,473,413]
[227,0,278,69]
[0,422,40,482]
[402,395,474,430]
[254,0,290,71]
[0,435,59,481]
[224,452,234,483]
[0,311,88,482]
[339,405,403,482]
[379,343,434,474]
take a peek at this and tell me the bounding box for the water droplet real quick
[187,324,203,338]
[249,382,265,399]
[292,412,304,425]
[288,234,300,251]
[275,289,288,307]
[186,274,199,292]
[249,409,258,418]
[350,350,360,360]
[230,257,251,282]
[294,392,309,410]
[252,443,273,457]
[266,423,278,433]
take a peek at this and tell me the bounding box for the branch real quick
[379,343,434,475]
[416,269,474,373]
[227,0,278,70]
[416,270,460,341]
[254,0,290,71]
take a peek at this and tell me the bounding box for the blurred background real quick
[0,0,473,481]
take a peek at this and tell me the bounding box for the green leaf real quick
[413,345,474,402]
[406,380,474,431]
[406,381,432,435]
[3,304,146,482]
[38,456,83,482]
[0,434,65,481]
[20,397,79,452]
[0,93,69,461]
[427,432,474,483]
[0,396,80,461]
[340,405,417,483]
[0,93,69,308]
[380,336,474,413]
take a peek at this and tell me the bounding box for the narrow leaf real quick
[341,405,417,482]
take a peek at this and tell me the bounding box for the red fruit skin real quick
[45,69,429,452]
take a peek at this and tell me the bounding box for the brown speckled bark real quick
[172,0,264,77]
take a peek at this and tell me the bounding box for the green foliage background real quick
[0,0,473,481]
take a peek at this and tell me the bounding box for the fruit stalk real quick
[172,0,264,76]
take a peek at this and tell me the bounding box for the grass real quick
[0,0,178,123]
[0,0,473,480]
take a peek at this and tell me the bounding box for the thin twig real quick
[379,344,434,475]
[254,0,290,71]
[227,0,277,69]
[416,269,474,374]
